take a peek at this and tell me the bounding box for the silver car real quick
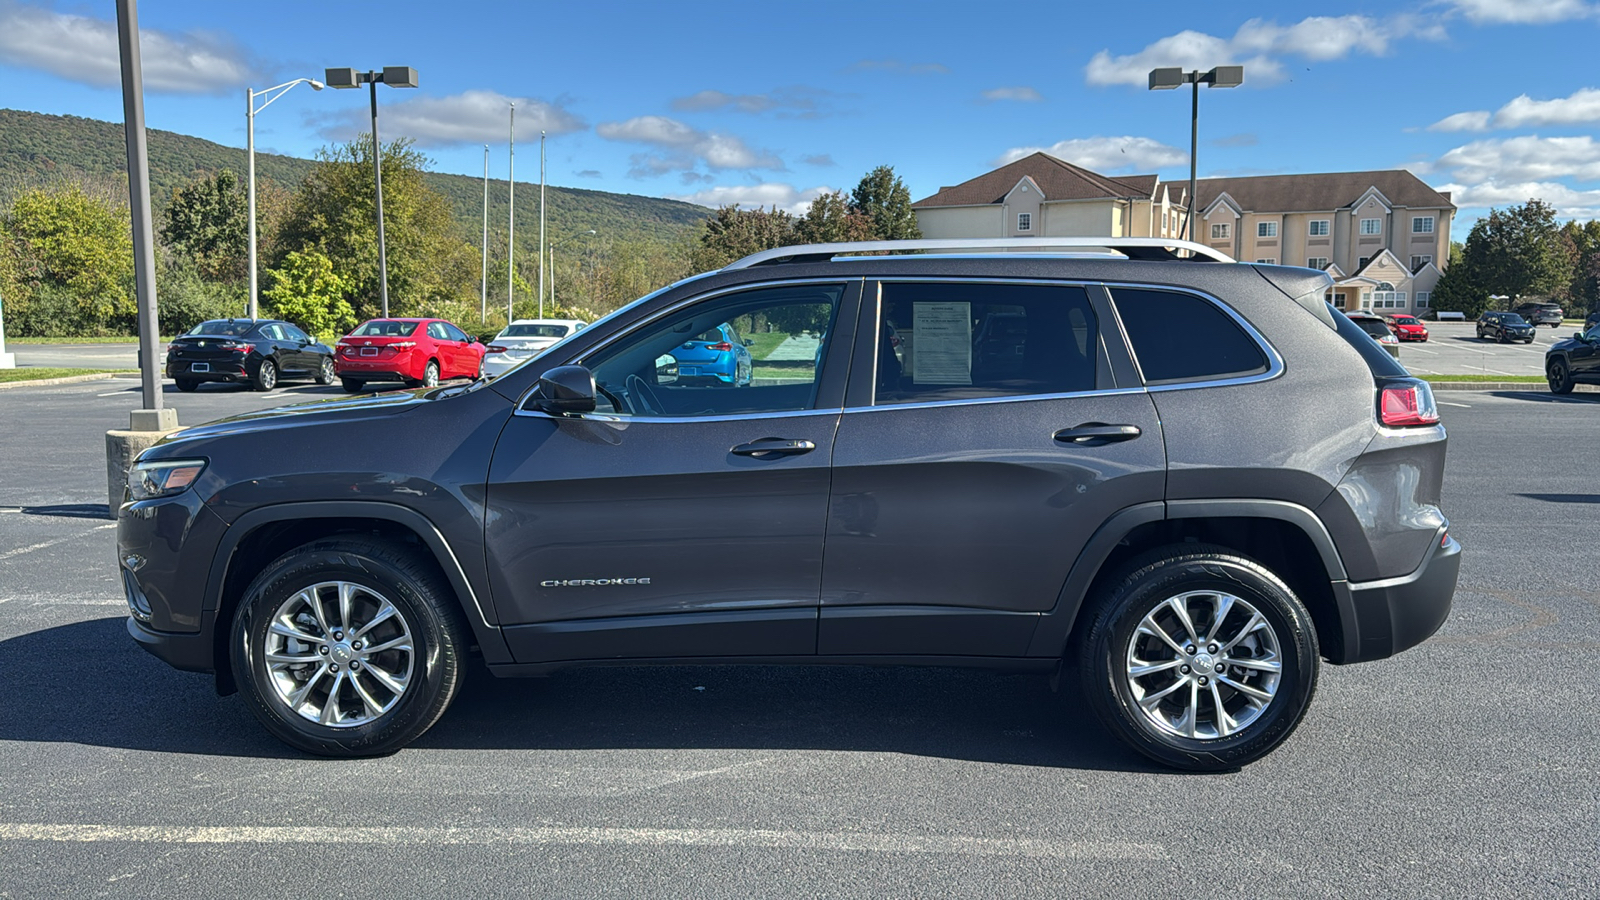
[481,318,587,378]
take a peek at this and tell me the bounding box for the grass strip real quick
[0,367,134,384]
[743,332,790,361]
[4,336,173,344]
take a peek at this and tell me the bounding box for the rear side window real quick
[874,282,1100,405]
[1111,288,1269,384]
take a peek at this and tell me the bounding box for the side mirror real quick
[1575,332,1587,341]
[530,365,596,415]
[743,338,755,347]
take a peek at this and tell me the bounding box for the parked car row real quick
[166,316,585,393]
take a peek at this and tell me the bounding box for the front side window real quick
[1412,216,1435,234]
[1361,218,1382,235]
[873,282,1099,405]
[1257,221,1278,238]
[283,325,311,343]
[1111,288,1269,384]
[1309,220,1330,236]
[1017,213,1032,232]
[1211,223,1230,240]
[585,284,842,418]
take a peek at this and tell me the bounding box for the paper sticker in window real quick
[912,301,972,385]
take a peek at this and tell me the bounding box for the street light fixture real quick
[1148,65,1243,243]
[247,77,323,320]
[325,65,419,318]
[546,230,596,314]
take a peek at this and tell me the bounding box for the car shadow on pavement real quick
[20,503,109,519]
[0,618,1170,773]
[1488,390,1600,403]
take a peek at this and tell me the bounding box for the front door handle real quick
[731,438,817,458]
[1053,423,1142,447]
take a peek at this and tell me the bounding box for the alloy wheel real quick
[262,580,415,728]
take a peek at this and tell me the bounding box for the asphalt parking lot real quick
[1390,320,1577,376]
[0,379,1596,897]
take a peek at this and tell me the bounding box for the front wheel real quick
[230,539,469,757]
[315,357,336,385]
[1548,359,1575,394]
[1074,545,1319,771]
[252,357,278,392]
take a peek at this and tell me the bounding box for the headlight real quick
[128,459,207,501]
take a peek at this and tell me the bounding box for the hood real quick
[153,388,430,447]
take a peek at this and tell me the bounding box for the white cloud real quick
[1429,110,1492,132]
[850,59,949,75]
[1085,15,1437,87]
[1439,180,1600,218]
[670,87,828,116]
[1431,88,1600,132]
[669,183,834,216]
[1430,135,1600,182]
[597,115,782,176]
[316,90,584,147]
[993,136,1187,172]
[0,0,253,94]
[1445,0,1596,23]
[980,86,1042,103]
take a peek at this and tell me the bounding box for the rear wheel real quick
[422,360,440,388]
[230,538,469,757]
[175,379,200,392]
[252,357,279,392]
[340,378,365,394]
[1548,359,1575,394]
[1075,545,1318,771]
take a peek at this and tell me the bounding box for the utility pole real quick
[115,0,163,417]
[507,103,515,324]
[481,144,489,324]
[539,131,547,319]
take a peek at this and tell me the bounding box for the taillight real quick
[392,341,416,349]
[1379,379,1439,427]
[486,345,507,354]
[217,341,251,353]
[707,342,733,351]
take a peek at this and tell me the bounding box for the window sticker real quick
[912,301,972,385]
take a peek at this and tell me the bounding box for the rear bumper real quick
[1334,533,1460,664]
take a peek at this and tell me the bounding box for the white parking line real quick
[0,823,1168,860]
[1439,401,1472,408]
[0,523,116,562]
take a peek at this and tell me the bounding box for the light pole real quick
[1148,65,1243,243]
[247,77,323,319]
[538,131,546,314]
[325,66,419,318]
[481,144,489,324]
[507,102,515,325]
[546,230,596,314]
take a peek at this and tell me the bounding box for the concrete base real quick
[106,408,182,520]
[0,351,14,369]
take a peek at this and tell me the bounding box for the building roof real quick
[1191,170,1455,213]
[913,152,1156,208]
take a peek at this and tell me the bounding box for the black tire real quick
[175,379,200,392]
[340,378,365,394]
[252,357,279,392]
[422,360,440,388]
[230,538,469,757]
[1548,359,1575,394]
[1074,544,1319,771]
[315,357,336,385]
[1496,331,1507,344]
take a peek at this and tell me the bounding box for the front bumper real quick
[1335,533,1460,663]
[128,612,218,674]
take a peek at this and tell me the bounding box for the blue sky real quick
[1,0,1597,239]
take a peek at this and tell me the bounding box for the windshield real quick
[1501,314,1527,324]
[502,324,569,338]
[1394,317,1418,324]
[188,320,254,337]
[1357,321,1392,337]
[352,320,421,337]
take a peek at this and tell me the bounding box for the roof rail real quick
[722,237,1235,270]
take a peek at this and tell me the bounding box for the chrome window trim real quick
[840,387,1148,415]
[516,276,854,415]
[1097,281,1285,393]
[512,406,843,425]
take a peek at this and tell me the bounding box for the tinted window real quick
[353,320,420,337]
[259,324,284,340]
[504,323,569,338]
[1501,314,1527,324]
[188,320,253,336]
[282,325,311,342]
[442,323,469,342]
[1111,288,1269,384]
[874,282,1099,405]
[585,284,843,418]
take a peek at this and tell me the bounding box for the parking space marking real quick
[1439,401,1471,408]
[0,523,116,562]
[0,823,1168,860]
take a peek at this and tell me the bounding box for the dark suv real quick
[1513,302,1563,328]
[1477,311,1536,343]
[119,238,1460,771]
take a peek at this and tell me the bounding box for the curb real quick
[0,372,131,391]
[1428,381,1599,393]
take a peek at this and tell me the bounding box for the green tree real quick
[1460,200,1575,301]
[263,249,355,340]
[160,169,248,283]
[848,165,921,240]
[4,183,135,334]
[794,191,876,244]
[688,205,794,272]
[273,137,480,321]
[1560,219,1600,315]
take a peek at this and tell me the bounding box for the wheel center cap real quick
[330,642,357,665]
[1191,652,1216,675]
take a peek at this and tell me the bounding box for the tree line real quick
[1430,199,1600,319]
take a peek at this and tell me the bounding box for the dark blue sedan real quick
[671,322,753,386]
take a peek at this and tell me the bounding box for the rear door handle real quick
[731,438,817,458]
[1053,423,1142,446]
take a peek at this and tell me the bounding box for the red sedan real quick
[335,318,487,392]
[1385,315,1430,342]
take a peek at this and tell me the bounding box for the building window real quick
[1255,258,1277,265]
[1333,292,1347,309]
[1417,292,1431,308]
[1371,290,1408,309]
[1411,255,1432,272]
[1412,216,1435,234]
[1017,213,1031,232]
[1211,223,1230,240]
[1257,221,1278,238]
[1360,218,1382,235]
[1307,257,1329,270]
[1358,256,1370,269]
[1162,211,1169,234]
[1361,292,1373,308]
[1309,220,1330,236]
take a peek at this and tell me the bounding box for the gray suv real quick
[119,238,1460,770]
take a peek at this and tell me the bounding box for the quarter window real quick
[1211,223,1230,240]
[1111,288,1269,384]
[873,282,1100,405]
[1412,216,1435,234]
[1360,218,1382,235]
[1257,221,1277,238]
[1309,220,1330,236]
[585,284,843,418]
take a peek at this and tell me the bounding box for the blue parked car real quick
[673,322,753,386]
